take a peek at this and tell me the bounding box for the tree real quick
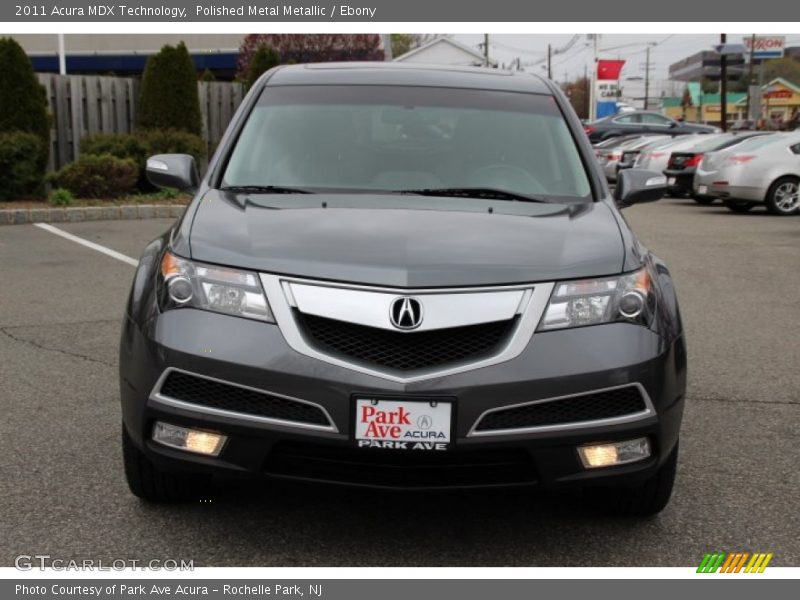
[246,45,281,89]
[390,34,420,58]
[138,42,202,136]
[199,68,216,82]
[562,77,591,120]
[0,37,50,171]
[237,34,383,79]
[761,57,800,86]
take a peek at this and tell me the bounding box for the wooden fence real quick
[37,73,246,171]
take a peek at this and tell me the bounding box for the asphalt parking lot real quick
[1,199,798,567]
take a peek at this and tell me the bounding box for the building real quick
[737,77,800,124]
[661,78,800,126]
[394,36,496,67]
[10,33,393,80]
[11,34,245,79]
[668,50,746,82]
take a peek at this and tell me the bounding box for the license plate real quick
[354,397,452,451]
[668,176,676,185]
[698,185,708,195]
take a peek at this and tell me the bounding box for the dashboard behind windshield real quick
[222,85,592,202]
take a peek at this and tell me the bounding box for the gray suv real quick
[120,63,685,516]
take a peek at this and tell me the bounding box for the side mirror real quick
[145,154,199,192]
[668,121,678,129]
[614,169,667,208]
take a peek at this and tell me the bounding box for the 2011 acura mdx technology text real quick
[120,63,686,516]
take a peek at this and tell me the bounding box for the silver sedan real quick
[693,132,800,215]
[633,135,709,173]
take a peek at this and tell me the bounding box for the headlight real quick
[159,251,274,322]
[538,268,655,331]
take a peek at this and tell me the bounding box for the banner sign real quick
[596,60,625,119]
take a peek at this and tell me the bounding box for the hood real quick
[188,192,626,288]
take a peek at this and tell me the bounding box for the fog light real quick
[152,422,227,456]
[578,437,651,469]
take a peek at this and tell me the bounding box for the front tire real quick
[122,425,210,502]
[724,200,755,213]
[765,177,800,216]
[587,441,679,517]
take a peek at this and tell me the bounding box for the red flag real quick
[597,59,625,81]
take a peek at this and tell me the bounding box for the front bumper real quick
[120,309,686,491]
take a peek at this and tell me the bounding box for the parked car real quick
[663,132,771,201]
[584,111,719,143]
[592,133,642,152]
[617,135,674,174]
[613,135,672,180]
[596,135,663,182]
[634,135,709,177]
[693,132,800,215]
[121,63,684,516]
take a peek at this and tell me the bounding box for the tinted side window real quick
[791,143,800,155]
[614,114,639,124]
[641,113,672,125]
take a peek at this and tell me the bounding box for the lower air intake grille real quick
[474,386,649,432]
[265,442,537,489]
[158,371,331,427]
[297,313,516,372]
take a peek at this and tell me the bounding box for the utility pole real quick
[588,34,599,122]
[547,44,552,79]
[644,46,651,111]
[584,64,589,119]
[745,33,756,123]
[483,34,489,67]
[720,33,728,132]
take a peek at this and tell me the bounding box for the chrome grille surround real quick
[260,273,555,383]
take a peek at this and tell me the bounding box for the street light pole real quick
[57,33,66,75]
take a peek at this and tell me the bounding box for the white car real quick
[694,132,800,215]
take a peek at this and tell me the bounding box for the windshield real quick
[222,85,592,202]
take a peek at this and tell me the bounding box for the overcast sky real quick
[452,34,800,83]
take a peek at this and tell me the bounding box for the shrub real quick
[0,38,50,183]
[138,128,207,165]
[79,130,205,191]
[138,42,202,136]
[200,68,216,82]
[48,154,138,199]
[48,187,73,206]
[246,45,281,89]
[0,131,46,200]
[80,132,150,189]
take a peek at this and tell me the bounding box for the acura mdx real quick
[120,63,686,516]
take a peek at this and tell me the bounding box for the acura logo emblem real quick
[390,297,423,330]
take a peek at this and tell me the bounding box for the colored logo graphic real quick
[697,552,773,573]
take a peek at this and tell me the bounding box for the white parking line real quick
[33,222,139,267]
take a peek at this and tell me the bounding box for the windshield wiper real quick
[394,187,551,203]
[219,185,314,194]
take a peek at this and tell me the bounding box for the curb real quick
[0,204,186,226]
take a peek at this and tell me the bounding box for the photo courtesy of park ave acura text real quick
[0,26,798,573]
